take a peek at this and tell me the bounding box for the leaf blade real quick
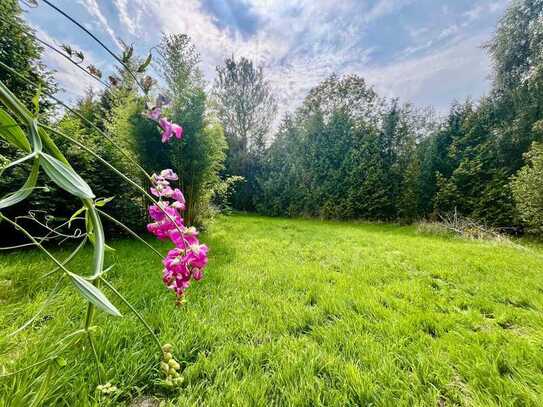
[40,153,95,199]
[68,272,121,317]
[0,108,31,152]
[0,158,40,209]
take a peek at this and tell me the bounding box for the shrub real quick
[511,142,543,232]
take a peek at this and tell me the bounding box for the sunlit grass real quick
[1,214,543,406]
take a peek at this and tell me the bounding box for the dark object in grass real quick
[497,226,524,237]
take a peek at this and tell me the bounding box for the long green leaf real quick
[0,80,33,123]
[0,158,39,209]
[40,153,95,199]
[0,152,36,174]
[68,272,121,317]
[0,108,31,152]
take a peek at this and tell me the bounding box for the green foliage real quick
[154,33,226,226]
[256,76,430,222]
[511,142,543,231]
[2,214,543,405]
[0,0,56,113]
[487,0,543,92]
[212,56,277,211]
[254,0,543,229]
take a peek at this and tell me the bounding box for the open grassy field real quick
[1,214,543,406]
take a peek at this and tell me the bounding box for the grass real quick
[1,213,543,406]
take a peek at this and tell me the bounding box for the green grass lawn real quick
[1,214,543,406]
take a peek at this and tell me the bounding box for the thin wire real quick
[0,14,110,88]
[41,0,147,93]
[0,60,152,181]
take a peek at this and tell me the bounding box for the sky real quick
[22,0,510,117]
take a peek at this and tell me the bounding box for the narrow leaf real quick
[68,206,86,227]
[95,196,114,207]
[0,80,34,123]
[0,158,39,209]
[40,153,95,199]
[0,151,36,175]
[137,53,152,73]
[68,272,121,317]
[0,108,31,151]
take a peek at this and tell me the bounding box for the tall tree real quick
[154,34,226,226]
[487,0,543,93]
[212,56,277,210]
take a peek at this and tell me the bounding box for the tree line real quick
[1,0,542,237]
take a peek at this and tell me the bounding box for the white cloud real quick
[33,25,107,103]
[363,34,492,110]
[78,0,123,50]
[32,0,499,119]
[113,0,142,35]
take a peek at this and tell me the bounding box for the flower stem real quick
[99,276,163,352]
[95,208,162,259]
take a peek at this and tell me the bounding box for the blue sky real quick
[22,0,509,116]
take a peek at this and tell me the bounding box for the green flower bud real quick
[173,377,184,386]
[160,362,169,372]
[162,343,173,353]
[168,367,177,376]
[168,359,177,368]
[163,352,173,362]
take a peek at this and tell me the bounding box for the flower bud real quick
[162,343,173,353]
[163,352,172,362]
[160,362,169,372]
[168,359,177,368]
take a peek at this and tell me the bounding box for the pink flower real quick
[192,268,203,280]
[172,123,184,140]
[160,117,173,143]
[160,169,178,181]
[172,188,185,204]
[148,107,161,121]
[145,107,183,144]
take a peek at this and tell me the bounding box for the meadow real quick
[1,214,543,406]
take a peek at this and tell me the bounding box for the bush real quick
[511,142,543,232]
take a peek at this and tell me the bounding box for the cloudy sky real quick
[22,0,509,115]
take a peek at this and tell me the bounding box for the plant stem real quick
[43,124,191,245]
[0,61,152,181]
[99,277,163,352]
[41,0,147,93]
[96,208,162,259]
[86,329,103,384]
[0,214,76,276]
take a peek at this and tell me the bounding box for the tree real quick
[511,142,543,231]
[487,0,543,93]
[0,0,56,112]
[154,34,226,226]
[212,56,277,210]
[256,74,432,221]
